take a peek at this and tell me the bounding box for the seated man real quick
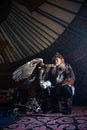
[49,52,75,114]
[34,53,75,114]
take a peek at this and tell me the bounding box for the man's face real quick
[55,57,62,65]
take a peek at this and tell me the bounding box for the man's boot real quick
[63,98,72,115]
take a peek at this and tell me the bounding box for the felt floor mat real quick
[2,106,87,130]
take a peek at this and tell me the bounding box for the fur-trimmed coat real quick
[49,63,75,87]
[38,63,75,87]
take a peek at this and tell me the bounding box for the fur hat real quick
[54,52,63,59]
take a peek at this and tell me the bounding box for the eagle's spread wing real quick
[12,58,43,82]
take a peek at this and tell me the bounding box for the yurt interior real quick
[0,0,87,129]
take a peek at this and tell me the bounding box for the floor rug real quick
[2,107,87,130]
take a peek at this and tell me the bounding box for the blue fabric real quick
[0,111,17,127]
[60,85,73,98]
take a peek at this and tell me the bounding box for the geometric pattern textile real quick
[3,107,87,130]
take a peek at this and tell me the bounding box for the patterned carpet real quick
[2,107,87,130]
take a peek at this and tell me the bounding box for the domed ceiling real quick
[0,0,85,64]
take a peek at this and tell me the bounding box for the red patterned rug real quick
[2,107,87,130]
